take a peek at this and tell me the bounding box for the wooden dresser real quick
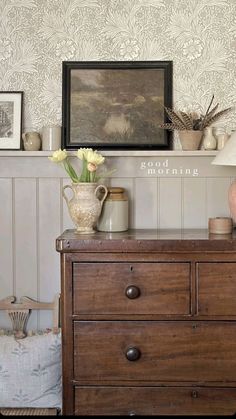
[56,229,236,416]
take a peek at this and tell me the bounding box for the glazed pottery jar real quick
[97,187,128,232]
[22,132,41,151]
[62,182,108,234]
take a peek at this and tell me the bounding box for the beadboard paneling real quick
[0,179,13,297]
[38,178,61,329]
[62,178,76,230]
[159,178,182,229]
[207,178,231,219]
[0,155,235,329]
[14,178,38,330]
[135,178,158,229]
[183,178,207,229]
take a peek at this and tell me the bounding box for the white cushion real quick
[0,331,61,408]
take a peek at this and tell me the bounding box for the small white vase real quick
[203,127,217,150]
[62,182,108,234]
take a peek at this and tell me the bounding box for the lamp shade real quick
[212,131,236,166]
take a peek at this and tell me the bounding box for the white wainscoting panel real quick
[0,154,235,328]
[134,178,158,229]
[14,178,38,329]
[206,177,231,219]
[159,178,182,229]
[38,178,61,329]
[183,178,207,229]
[62,178,76,230]
[0,179,13,298]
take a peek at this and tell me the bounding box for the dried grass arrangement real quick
[160,95,232,131]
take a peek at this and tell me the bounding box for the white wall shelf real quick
[0,150,218,157]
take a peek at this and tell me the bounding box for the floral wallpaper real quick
[0,0,235,145]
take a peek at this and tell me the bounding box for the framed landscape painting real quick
[0,91,23,149]
[62,61,172,150]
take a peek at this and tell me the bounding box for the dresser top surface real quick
[56,229,236,253]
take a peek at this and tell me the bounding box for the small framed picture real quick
[0,91,23,149]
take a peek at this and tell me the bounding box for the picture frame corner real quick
[0,90,23,150]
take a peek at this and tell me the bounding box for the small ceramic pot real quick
[178,130,203,151]
[208,217,233,234]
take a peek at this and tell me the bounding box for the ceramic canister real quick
[97,187,128,232]
[208,217,233,234]
[41,125,61,151]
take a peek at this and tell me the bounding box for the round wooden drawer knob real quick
[125,285,140,299]
[125,347,141,361]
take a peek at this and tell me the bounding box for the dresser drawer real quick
[73,262,190,315]
[198,263,236,315]
[74,321,236,383]
[74,386,236,416]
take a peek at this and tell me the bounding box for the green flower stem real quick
[79,158,89,182]
[63,159,80,183]
[89,171,97,183]
[58,155,114,184]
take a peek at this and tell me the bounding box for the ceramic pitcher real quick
[62,182,108,234]
[22,131,41,151]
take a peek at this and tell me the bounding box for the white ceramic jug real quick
[22,132,41,151]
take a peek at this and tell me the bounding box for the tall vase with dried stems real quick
[178,130,203,151]
[160,95,232,151]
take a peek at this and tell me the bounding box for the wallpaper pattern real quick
[0,0,235,142]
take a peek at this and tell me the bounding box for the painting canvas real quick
[0,91,23,149]
[62,62,172,150]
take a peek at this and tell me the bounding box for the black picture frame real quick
[62,61,172,150]
[0,91,23,150]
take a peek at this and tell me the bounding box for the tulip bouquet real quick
[49,148,111,183]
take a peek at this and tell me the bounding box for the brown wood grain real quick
[74,321,236,383]
[73,262,190,315]
[198,263,236,315]
[56,229,236,253]
[64,251,236,263]
[61,253,74,416]
[74,386,236,416]
[57,229,236,415]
